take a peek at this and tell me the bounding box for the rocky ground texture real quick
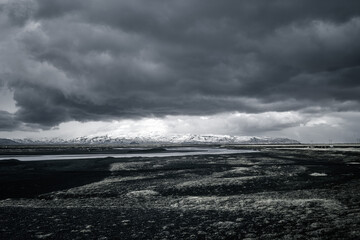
[0,148,359,239]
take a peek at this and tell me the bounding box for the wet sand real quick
[0,147,359,239]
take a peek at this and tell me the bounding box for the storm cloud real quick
[1,0,360,139]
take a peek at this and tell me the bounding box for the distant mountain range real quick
[1,134,300,145]
[0,138,21,145]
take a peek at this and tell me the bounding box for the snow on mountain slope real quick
[12,134,300,145]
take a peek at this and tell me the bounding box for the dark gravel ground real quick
[0,147,359,239]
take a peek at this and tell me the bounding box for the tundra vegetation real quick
[0,145,359,239]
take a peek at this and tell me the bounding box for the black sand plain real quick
[0,145,360,239]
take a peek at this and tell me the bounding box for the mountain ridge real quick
[0,138,21,145]
[9,134,300,145]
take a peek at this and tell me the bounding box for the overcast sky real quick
[1,0,360,143]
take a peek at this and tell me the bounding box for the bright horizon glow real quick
[1,111,360,143]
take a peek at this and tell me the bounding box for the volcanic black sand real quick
[0,146,360,239]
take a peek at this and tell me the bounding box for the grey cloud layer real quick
[1,0,360,129]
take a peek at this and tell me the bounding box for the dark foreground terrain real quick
[0,146,360,239]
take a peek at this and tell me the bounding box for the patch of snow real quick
[310,172,328,177]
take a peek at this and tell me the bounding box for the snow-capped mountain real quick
[12,134,300,145]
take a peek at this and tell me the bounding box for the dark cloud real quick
[1,0,36,25]
[0,0,360,130]
[0,111,21,131]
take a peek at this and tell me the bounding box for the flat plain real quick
[0,145,359,239]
